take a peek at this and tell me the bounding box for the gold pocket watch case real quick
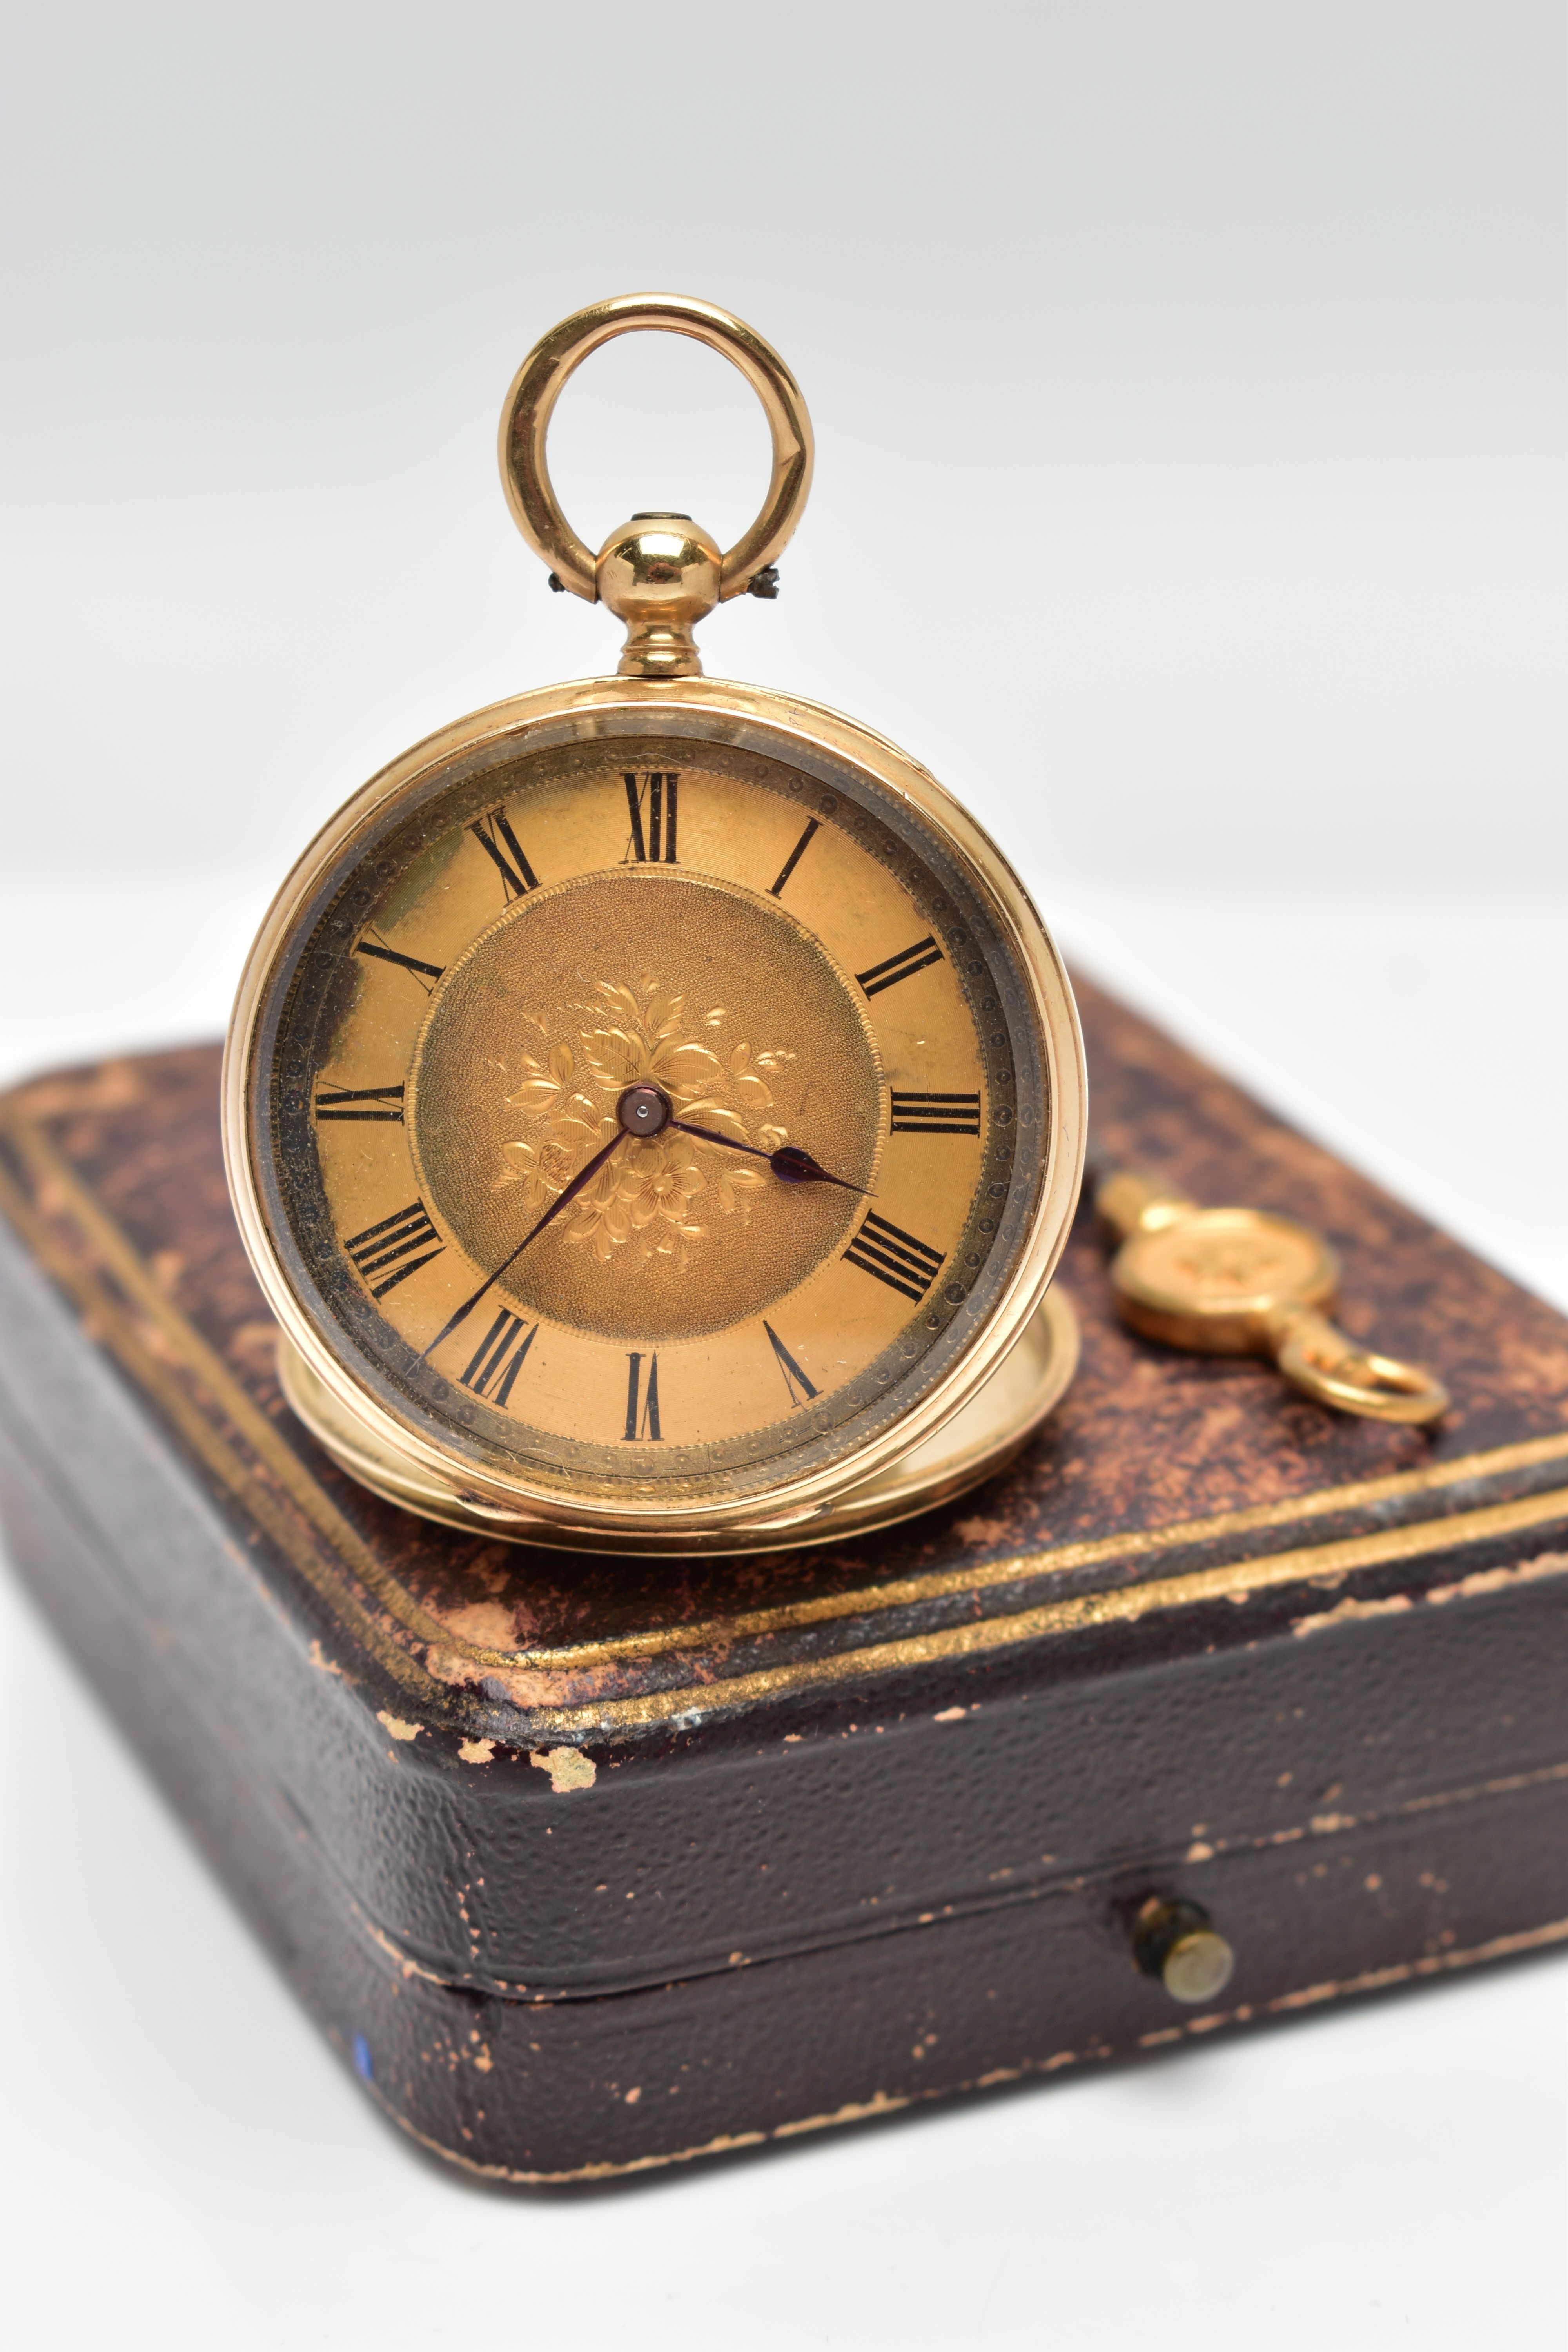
[223,296,1087,1552]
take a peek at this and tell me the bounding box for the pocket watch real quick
[223,296,1087,1553]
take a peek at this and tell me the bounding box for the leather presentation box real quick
[0,977,1564,2186]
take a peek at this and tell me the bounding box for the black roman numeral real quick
[624,773,679,864]
[468,809,539,902]
[624,1352,662,1440]
[769,817,820,897]
[343,1201,445,1298]
[844,1212,946,1303]
[315,1082,405,1123]
[890,1091,981,1135]
[459,1309,537,1406]
[856,936,944,998]
[356,936,446,989]
[763,1321,818,1407]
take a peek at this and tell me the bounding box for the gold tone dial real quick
[229,681,1084,1548]
[288,734,1004,1467]
[407,866,883,1347]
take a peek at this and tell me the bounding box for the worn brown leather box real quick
[1,977,1564,2185]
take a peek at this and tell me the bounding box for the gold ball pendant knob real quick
[595,512,722,679]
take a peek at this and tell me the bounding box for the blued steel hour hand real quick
[666,1111,869,1195]
[422,1081,866,1366]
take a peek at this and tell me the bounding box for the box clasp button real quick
[1132,1896,1237,2005]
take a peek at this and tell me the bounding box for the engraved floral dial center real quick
[405,866,885,1345]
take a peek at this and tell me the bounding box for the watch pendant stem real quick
[595,512,721,678]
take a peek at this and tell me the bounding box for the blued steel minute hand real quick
[419,1130,627,1361]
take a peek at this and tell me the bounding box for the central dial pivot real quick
[618,1083,672,1138]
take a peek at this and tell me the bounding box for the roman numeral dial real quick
[624,773,679,864]
[624,1353,662,1440]
[844,1212,946,1302]
[344,1202,444,1298]
[769,817,820,897]
[316,1082,405,1122]
[460,1310,537,1405]
[287,746,1014,1491]
[468,809,539,901]
[764,1321,819,1406]
[856,936,943,997]
[890,1091,981,1135]
[355,935,445,988]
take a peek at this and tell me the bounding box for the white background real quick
[1,4,1563,2343]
